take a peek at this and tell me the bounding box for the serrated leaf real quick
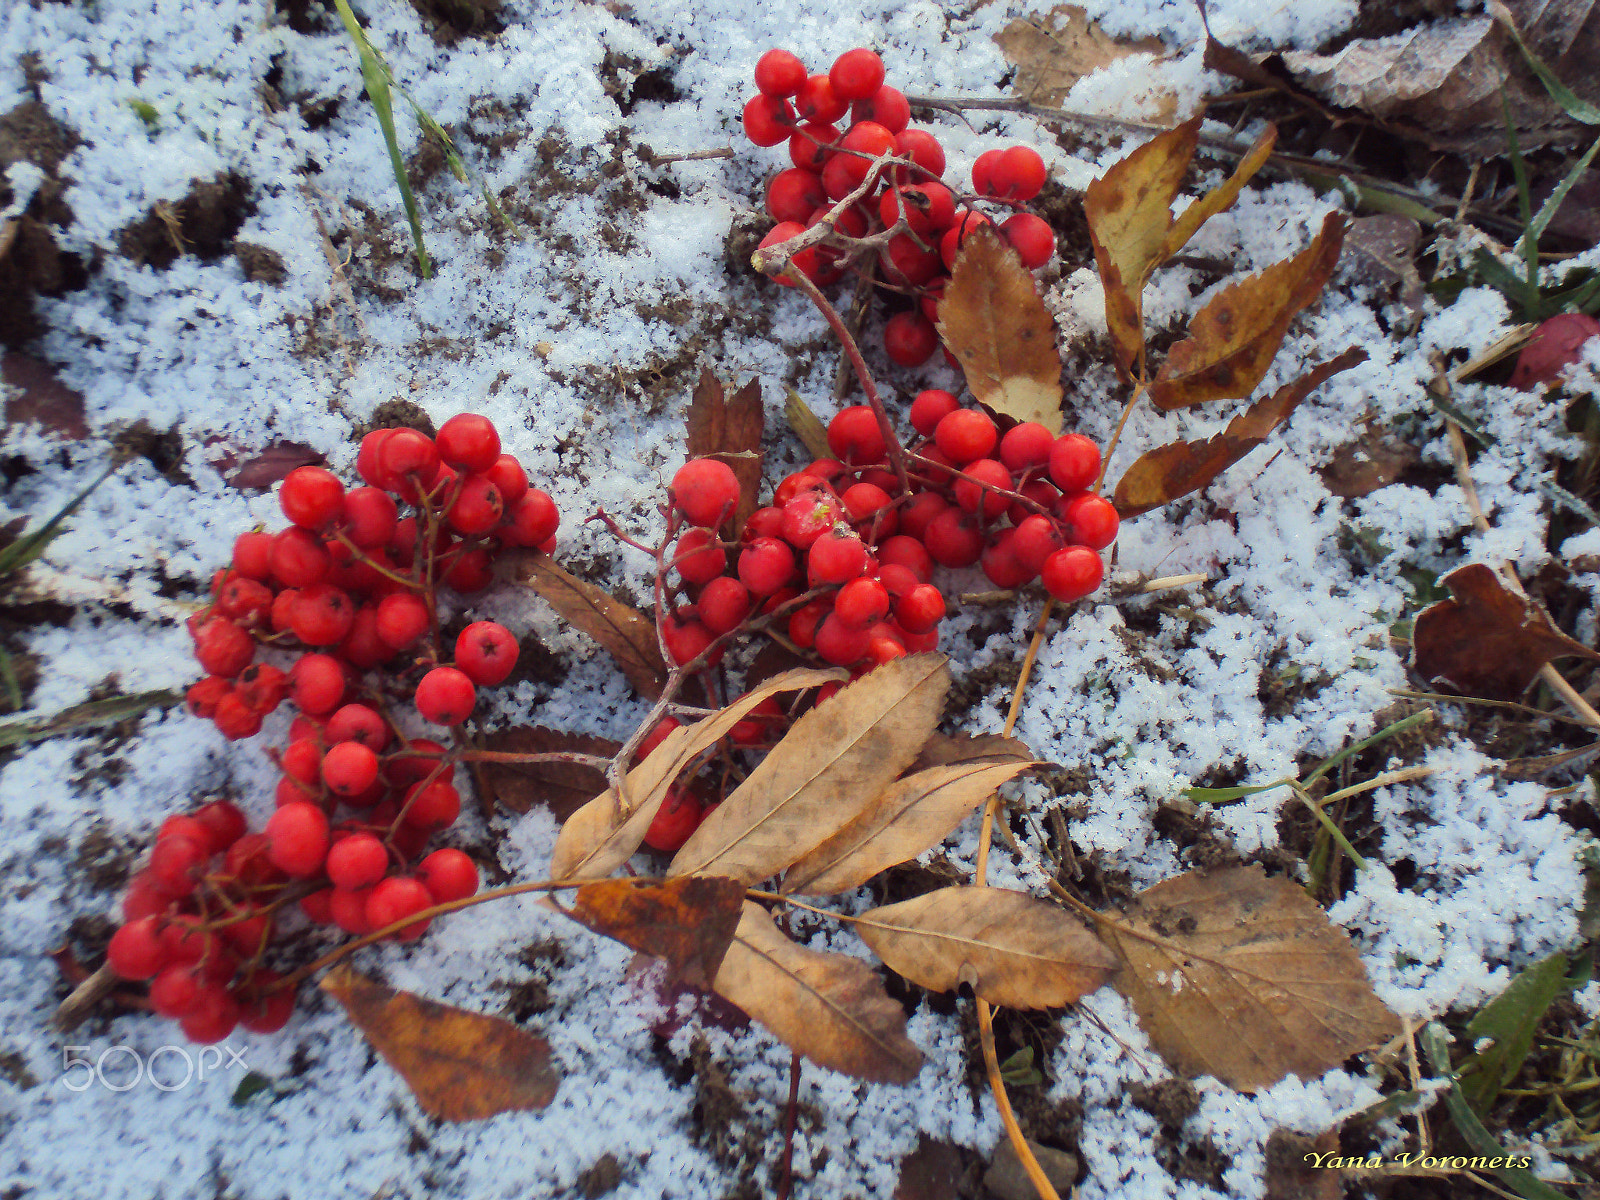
[712,901,923,1084]
[322,966,559,1120]
[1150,212,1347,410]
[937,228,1064,431]
[569,875,746,990]
[1097,865,1399,1091]
[550,667,842,881]
[670,654,951,885]
[855,886,1117,1009]
[686,369,764,532]
[495,549,668,699]
[1114,348,1366,518]
[782,759,1036,895]
[1160,123,1276,263]
[1411,562,1600,700]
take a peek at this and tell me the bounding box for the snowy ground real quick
[0,0,1593,1196]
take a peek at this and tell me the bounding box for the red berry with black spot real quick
[501,489,560,548]
[743,94,796,146]
[455,621,519,686]
[327,832,389,891]
[415,667,476,725]
[446,474,503,536]
[1040,545,1103,602]
[808,527,869,584]
[290,583,356,646]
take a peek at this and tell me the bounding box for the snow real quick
[0,0,1588,1195]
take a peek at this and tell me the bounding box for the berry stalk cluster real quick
[743,46,1055,367]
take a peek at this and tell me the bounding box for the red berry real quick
[895,583,945,634]
[795,73,847,123]
[893,128,946,181]
[231,531,275,580]
[923,509,984,567]
[953,458,1013,520]
[981,529,1036,588]
[674,527,727,585]
[754,48,807,98]
[999,422,1055,472]
[237,971,296,1034]
[881,234,943,288]
[418,848,478,904]
[829,48,885,102]
[379,429,441,500]
[150,835,208,897]
[107,916,169,979]
[877,534,934,581]
[289,653,345,715]
[501,489,560,547]
[815,612,872,665]
[289,583,357,646]
[990,145,1047,201]
[909,389,960,437]
[442,545,493,592]
[672,458,741,527]
[643,787,704,853]
[787,122,838,172]
[850,84,909,134]
[788,599,828,648]
[446,474,504,536]
[435,413,500,473]
[330,886,373,934]
[971,148,1005,196]
[880,182,956,237]
[738,536,796,595]
[884,311,938,367]
[827,406,887,465]
[834,120,895,187]
[660,612,717,667]
[841,482,898,540]
[939,210,992,270]
[782,492,843,550]
[698,576,753,636]
[211,691,259,740]
[266,802,330,877]
[743,94,796,146]
[279,466,346,530]
[1041,545,1103,602]
[367,877,434,940]
[934,409,998,464]
[1049,433,1102,493]
[215,575,273,624]
[455,621,519,686]
[150,965,203,1018]
[415,667,476,725]
[323,741,380,797]
[730,696,784,746]
[186,675,231,719]
[271,526,331,588]
[194,799,248,850]
[484,454,528,506]
[374,592,430,650]
[327,832,389,891]
[808,527,869,584]
[1011,514,1065,573]
[180,985,241,1044]
[1002,212,1055,269]
[357,429,398,489]
[1060,492,1120,550]
[191,616,255,678]
[767,168,827,224]
[1009,477,1060,526]
[834,576,890,627]
[636,717,681,761]
[386,738,454,789]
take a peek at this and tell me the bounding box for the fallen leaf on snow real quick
[570,875,746,990]
[1411,562,1600,700]
[1095,866,1399,1092]
[495,549,668,700]
[321,965,560,1120]
[685,368,763,532]
[992,5,1167,110]
[1,352,88,440]
[938,227,1064,431]
[855,885,1117,1009]
[1318,421,1417,499]
[908,731,1034,772]
[712,901,923,1084]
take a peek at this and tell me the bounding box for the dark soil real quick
[117,173,254,270]
[0,101,89,351]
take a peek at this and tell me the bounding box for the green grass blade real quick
[1526,134,1600,259]
[1460,952,1571,1113]
[1183,781,1289,804]
[1501,14,1600,124]
[0,647,22,712]
[1502,91,1541,316]
[0,688,183,749]
[1303,708,1434,787]
[0,461,120,580]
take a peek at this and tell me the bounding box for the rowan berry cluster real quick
[108,416,545,1042]
[743,46,1055,367]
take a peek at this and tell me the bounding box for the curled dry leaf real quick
[321,965,560,1120]
[1096,866,1399,1092]
[1411,562,1600,700]
[1150,212,1347,411]
[1114,348,1366,518]
[993,5,1166,110]
[782,759,1036,895]
[1083,119,1275,381]
[855,886,1117,1009]
[569,875,746,990]
[476,726,618,818]
[495,549,668,700]
[549,667,842,881]
[937,226,1064,432]
[712,901,923,1084]
[670,653,951,885]
[686,368,764,532]
[908,731,1034,773]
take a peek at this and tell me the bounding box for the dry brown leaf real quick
[1160,124,1277,266]
[1114,349,1366,518]
[549,667,842,880]
[686,369,763,532]
[1340,214,1425,317]
[321,965,560,1120]
[782,760,1036,895]
[937,227,1064,432]
[1318,422,1417,499]
[1151,212,1347,411]
[476,726,618,818]
[1411,562,1600,700]
[569,875,746,990]
[495,549,668,699]
[1264,1128,1343,1200]
[712,901,923,1084]
[855,886,1116,1009]
[993,6,1166,109]
[2,352,88,440]
[670,654,951,884]
[785,388,832,461]
[1097,866,1399,1092]
[908,732,1034,773]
